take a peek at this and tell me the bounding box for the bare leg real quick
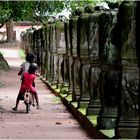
[12,92,22,111]
[31,93,35,106]
[33,92,40,109]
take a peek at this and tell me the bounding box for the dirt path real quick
[0,43,91,139]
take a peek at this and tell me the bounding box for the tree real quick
[0,1,65,42]
[0,1,40,42]
[0,0,118,43]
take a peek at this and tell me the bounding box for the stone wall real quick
[20,1,140,138]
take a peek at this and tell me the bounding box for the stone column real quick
[115,2,139,138]
[69,16,81,101]
[136,1,140,138]
[49,24,56,85]
[86,12,101,115]
[44,24,50,81]
[45,24,51,83]
[55,21,66,90]
[60,22,69,94]
[76,13,91,108]
[65,21,73,95]
[97,10,121,129]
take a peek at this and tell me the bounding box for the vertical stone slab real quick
[97,10,121,129]
[87,12,101,115]
[49,24,56,84]
[55,21,66,89]
[65,21,73,94]
[69,16,81,101]
[77,13,91,108]
[51,24,59,87]
[88,13,100,62]
[69,16,79,57]
[87,66,101,115]
[46,24,51,83]
[40,27,46,77]
[97,68,121,129]
[43,25,49,80]
[136,2,140,138]
[115,1,139,138]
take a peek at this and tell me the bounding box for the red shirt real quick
[20,72,36,93]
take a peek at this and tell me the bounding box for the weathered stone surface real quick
[68,57,73,94]
[65,22,71,56]
[78,61,91,108]
[55,22,66,54]
[87,66,101,115]
[88,13,100,61]
[69,16,79,57]
[117,66,139,138]
[115,2,139,138]
[77,13,89,58]
[97,68,121,129]
[72,58,81,101]
[99,11,118,65]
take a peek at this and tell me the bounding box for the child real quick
[12,63,40,111]
[18,53,35,80]
[18,53,39,105]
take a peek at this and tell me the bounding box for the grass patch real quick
[60,92,67,97]
[18,49,25,59]
[78,108,86,115]
[65,94,72,101]
[55,88,61,93]
[100,129,115,138]
[52,97,61,103]
[87,115,98,125]
[51,84,57,89]
[71,102,78,108]
[0,51,4,55]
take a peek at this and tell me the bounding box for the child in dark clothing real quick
[18,53,35,80]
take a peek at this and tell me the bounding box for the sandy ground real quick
[0,43,91,139]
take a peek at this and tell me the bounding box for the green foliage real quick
[0,1,65,25]
[35,1,65,15]
[18,49,25,60]
[0,1,36,22]
[0,0,121,25]
[65,0,96,13]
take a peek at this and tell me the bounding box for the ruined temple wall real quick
[20,1,140,138]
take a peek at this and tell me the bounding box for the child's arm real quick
[18,68,23,75]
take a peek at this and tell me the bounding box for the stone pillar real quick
[76,13,91,108]
[69,16,81,101]
[44,24,50,81]
[55,21,66,90]
[136,1,140,138]
[36,29,42,71]
[86,13,101,115]
[42,25,48,80]
[40,27,46,77]
[97,10,121,129]
[115,2,139,138]
[60,22,70,94]
[51,24,59,87]
[49,24,56,85]
[87,65,101,115]
[65,21,73,95]
[46,24,51,83]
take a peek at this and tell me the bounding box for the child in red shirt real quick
[12,63,40,111]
